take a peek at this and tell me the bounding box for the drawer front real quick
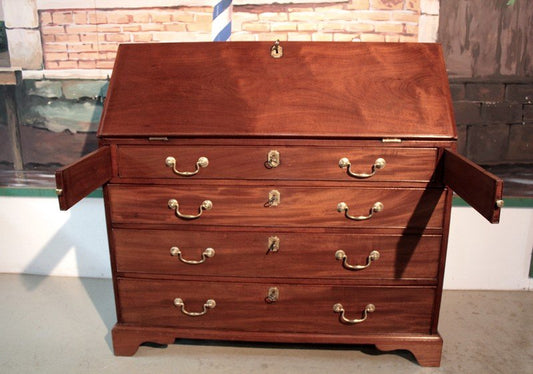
[108,185,446,229]
[117,278,435,334]
[117,146,437,182]
[113,229,441,280]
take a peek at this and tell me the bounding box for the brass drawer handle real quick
[174,298,216,317]
[168,199,213,220]
[339,157,386,179]
[333,303,375,324]
[170,247,215,264]
[165,156,209,176]
[335,250,380,270]
[337,201,383,221]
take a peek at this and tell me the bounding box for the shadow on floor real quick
[140,339,419,365]
[19,202,115,352]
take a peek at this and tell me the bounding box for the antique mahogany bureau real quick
[55,42,503,367]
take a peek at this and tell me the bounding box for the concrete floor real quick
[0,274,531,374]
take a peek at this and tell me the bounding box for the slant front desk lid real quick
[98,42,456,140]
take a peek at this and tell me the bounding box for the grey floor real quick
[0,274,531,374]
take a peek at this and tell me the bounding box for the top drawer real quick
[117,146,437,182]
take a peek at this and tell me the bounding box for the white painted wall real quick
[445,206,533,290]
[0,196,111,278]
[0,196,531,290]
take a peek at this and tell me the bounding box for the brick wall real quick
[451,80,533,164]
[439,1,533,165]
[38,0,431,69]
[231,0,420,42]
[3,0,442,187]
[40,7,213,69]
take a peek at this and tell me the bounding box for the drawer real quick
[113,229,441,280]
[117,146,437,182]
[117,278,435,334]
[107,185,446,229]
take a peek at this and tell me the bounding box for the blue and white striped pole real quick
[212,0,232,41]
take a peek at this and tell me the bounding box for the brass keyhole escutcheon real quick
[265,190,281,207]
[265,287,279,303]
[270,40,283,58]
[265,150,280,168]
[267,236,280,254]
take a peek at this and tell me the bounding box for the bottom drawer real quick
[117,278,435,335]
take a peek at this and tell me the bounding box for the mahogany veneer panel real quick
[113,229,441,280]
[117,278,435,334]
[111,325,443,366]
[443,149,503,223]
[99,42,456,139]
[55,147,112,210]
[117,146,438,182]
[107,185,446,229]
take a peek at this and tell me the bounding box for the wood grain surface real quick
[111,324,442,367]
[117,145,437,182]
[107,184,446,229]
[113,229,441,280]
[98,42,456,140]
[117,278,435,335]
[55,146,112,210]
[443,149,503,223]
